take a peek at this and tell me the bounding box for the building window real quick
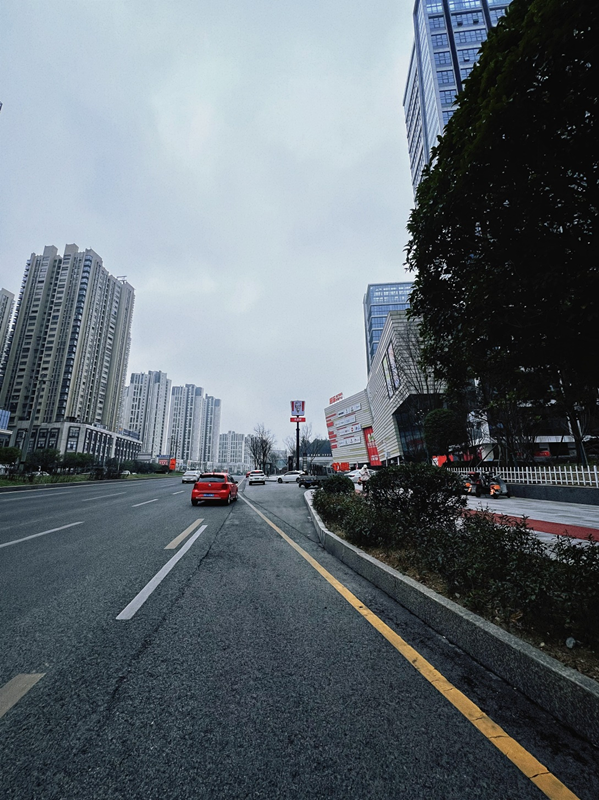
[434,51,452,66]
[440,89,457,106]
[437,70,455,85]
[428,15,445,29]
[458,48,479,62]
[452,11,481,26]
[461,65,474,79]
[489,8,506,23]
[455,29,486,44]
[443,110,454,124]
[431,33,449,48]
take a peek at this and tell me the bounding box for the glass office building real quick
[364,283,413,372]
[404,0,512,191]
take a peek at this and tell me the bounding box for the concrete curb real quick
[304,491,599,746]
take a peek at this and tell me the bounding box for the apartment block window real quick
[455,29,486,44]
[443,110,454,124]
[431,33,449,48]
[452,11,481,26]
[437,70,455,85]
[489,8,506,23]
[458,48,479,62]
[434,51,452,66]
[426,1,443,12]
[428,15,445,29]
[448,0,481,10]
[440,89,457,106]
[461,65,474,79]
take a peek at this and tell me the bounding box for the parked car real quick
[248,470,267,485]
[191,473,238,505]
[182,470,200,483]
[277,470,304,484]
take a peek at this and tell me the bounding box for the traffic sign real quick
[290,417,306,422]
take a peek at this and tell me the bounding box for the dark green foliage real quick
[365,464,465,535]
[0,447,21,468]
[406,0,599,461]
[312,491,398,549]
[23,448,61,473]
[423,408,466,459]
[318,474,355,496]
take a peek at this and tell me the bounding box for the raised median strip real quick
[304,490,599,747]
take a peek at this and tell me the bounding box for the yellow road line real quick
[0,673,45,719]
[239,494,580,800]
[165,519,204,550]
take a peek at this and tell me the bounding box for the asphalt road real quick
[1,477,598,799]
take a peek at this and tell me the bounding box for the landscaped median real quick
[303,466,599,747]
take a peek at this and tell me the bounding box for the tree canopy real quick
[406,0,598,459]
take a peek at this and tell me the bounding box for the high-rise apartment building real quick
[123,370,171,457]
[217,430,248,471]
[0,288,14,377]
[364,283,412,372]
[0,245,138,460]
[201,395,221,468]
[404,0,512,191]
[0,245,134,431]
[167,384,205,464]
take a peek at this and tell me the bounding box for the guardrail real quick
[449,465,599,489]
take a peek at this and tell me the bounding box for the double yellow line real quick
[239,494,580,800]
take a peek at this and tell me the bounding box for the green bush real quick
[312,491,356,528]
[319,474,355,495]
[365,463,465,538]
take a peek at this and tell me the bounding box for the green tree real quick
[23,448,61,474]
[406,0,598,464]
[0,446,22,475]
[423,408,466,461]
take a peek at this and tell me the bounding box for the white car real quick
[181,470,200,483]
[346,468,374,484]
[248,470,267,485]
[277,470,305,484]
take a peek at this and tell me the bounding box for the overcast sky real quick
[0,0,416,446]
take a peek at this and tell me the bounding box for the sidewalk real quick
[465,495,599,544]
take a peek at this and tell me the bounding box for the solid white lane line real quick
[1,491,76,502]
[116,525,208,620]
[132,499,158,507]
[172,491,184,495]
[165,519,204,550]
[0,522,85,549]
[81,492,126,502]
[0,674,45,719]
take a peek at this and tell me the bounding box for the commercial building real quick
[404,0,512,191]
[122,370,171,457]
[0,244,138,461]
[363,283,413,372]
[325,390,378,469]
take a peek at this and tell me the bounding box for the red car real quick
[191,473,238,506]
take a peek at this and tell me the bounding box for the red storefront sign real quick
[363,426,382,467]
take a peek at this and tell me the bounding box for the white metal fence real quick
[450,465,599,489]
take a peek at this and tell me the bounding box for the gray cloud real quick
[0,0,415,444]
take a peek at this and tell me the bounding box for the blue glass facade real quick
[403,0,512,192]
[364,283,413,372]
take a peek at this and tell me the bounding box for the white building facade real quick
[123,370,171,457]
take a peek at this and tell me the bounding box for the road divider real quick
[0,521,85,549]
[239,494,580,800]
[116,524,208,620]
[165,519,204,550]
[0,674,45,719]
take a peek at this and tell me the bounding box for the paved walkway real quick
[466,495,599,546]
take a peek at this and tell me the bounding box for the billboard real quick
[290,400,305,416]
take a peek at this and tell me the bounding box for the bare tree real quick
[248,424,276,472]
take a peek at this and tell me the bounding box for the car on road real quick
[191,473,238,505]
[182,470,200,483]
[247,470,267,485]
[277,470,305,484]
